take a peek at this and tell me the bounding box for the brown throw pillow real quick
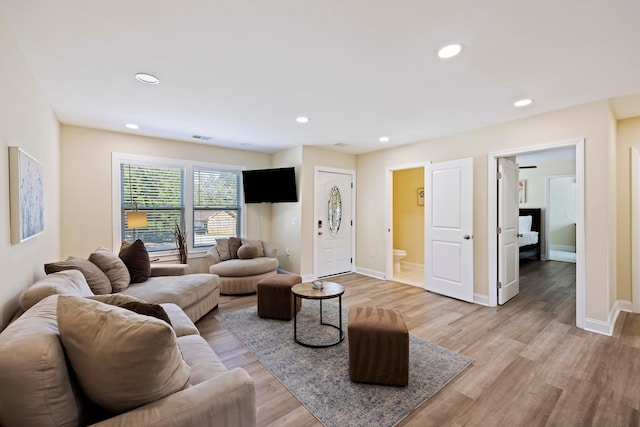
[120,302,172,326]
[229,237,242,259]
[44,257,111,295]
[241,238,265,257]
[215,238,231,261]
[118,240,150,283]
[237,244,258,260]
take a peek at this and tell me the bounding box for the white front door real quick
[315,170,353,278]
[498,158,520,304]
[425,158,474,302]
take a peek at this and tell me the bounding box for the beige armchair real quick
[206,238,278,295]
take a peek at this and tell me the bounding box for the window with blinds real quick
[121,163,185,252]
[117,157,243,254]
[193,168,241,247]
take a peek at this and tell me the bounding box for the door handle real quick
[463,234,472,240]
[518,233,523,237]
[318,232,323,236]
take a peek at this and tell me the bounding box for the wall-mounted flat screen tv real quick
[242,167,298,203]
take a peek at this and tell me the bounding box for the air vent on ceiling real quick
[192,135,212,141]
[334,142,350,147]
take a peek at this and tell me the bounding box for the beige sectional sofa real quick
[207,238,279,295]
[0,240,256,426]
[0,270,256,426]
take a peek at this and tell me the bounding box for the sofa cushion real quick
[57,296,191,414]
[241,238,265,257]
[89,247,131,292]
[237,244,258,260]
[0,295,84,427]
[45,257,111,295]
[178,335,229,385]
[216,238,231,261]
[121,274,218,310]
[209,257,279,277]
[229,237,242,259]
[119,239,151,283]
[19,270,94,311]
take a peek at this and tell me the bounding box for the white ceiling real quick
[2,0,640,155]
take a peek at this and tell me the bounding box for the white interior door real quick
[315,170,353,278]
[498,158,520,304]
[425,158,474,302]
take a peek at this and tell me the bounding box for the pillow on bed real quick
[519,215,533,232]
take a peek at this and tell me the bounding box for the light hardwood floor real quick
[196,260,640,426]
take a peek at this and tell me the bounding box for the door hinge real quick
[350,258,353,264]
[497,227,502,234]
[351,220,353,226]
[497,281,502,289]
[351,182,353,189]
[496,172,502,180]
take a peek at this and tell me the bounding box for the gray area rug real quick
[216,302,472,427]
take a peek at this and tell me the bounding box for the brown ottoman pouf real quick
[348,306,409,386]
[257,274,302,320]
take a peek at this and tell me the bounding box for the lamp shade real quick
[126,211,148,228]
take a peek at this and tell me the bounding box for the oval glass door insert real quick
[328,185,342,236]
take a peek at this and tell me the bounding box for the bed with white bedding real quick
[519,208,541,260]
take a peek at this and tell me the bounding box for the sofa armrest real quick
[262,241,277,258]
[90,368,255,427]
[150,263,192,277]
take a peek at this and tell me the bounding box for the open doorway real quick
[488,139,585,329]
[386,164,426,287]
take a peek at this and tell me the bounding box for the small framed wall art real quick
[9,146,44,243]
[418,187,425,206]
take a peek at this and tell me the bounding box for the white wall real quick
[356,100,615,324]
[0,9,61,328]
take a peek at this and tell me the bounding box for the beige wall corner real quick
[0,9,61,329]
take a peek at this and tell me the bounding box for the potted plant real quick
[173,222,188,264]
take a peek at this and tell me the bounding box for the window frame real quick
[112,152,246,261]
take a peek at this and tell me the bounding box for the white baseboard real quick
[473,293,490,306]
[301,274,315,283]
[399,261,424,271]
[584,299,633,336]
[550,244,576,252]
[354,266,386,280]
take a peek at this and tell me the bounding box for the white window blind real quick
[121,163,185,252]
[193,168,241,247]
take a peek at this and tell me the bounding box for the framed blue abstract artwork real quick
[9,146,44,243]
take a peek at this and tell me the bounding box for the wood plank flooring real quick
[196,260,640,426]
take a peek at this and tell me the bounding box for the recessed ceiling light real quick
[514,98,533,107]
[296,116,310,124]
[125,123,139,129]
[240,143,252,147]
[379,136,390,143]
[135,73,160,85]
[438,44,463,59]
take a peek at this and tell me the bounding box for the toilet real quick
[393,249,407,274]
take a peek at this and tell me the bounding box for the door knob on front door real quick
[463,234,472,240]
[318,232,323,235]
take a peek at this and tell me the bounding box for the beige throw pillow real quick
[89,247,131,292]
[215,238,231,261]
[241,238,265,257]
[56,296,191,413]
[44,257,111,295]
[237,244,258,260]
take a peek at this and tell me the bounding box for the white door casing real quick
[314,169,353,278]
[425,158,474,302]
[498,158,520,304]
